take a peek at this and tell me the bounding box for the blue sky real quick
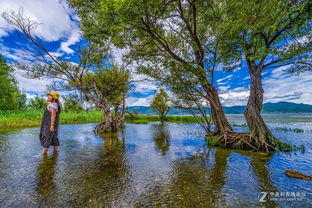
[0,0,311,106]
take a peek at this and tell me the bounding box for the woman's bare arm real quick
[50,107,56,131]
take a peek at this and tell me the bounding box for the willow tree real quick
[3,9,131,133]
[211,0,311,151]
[71,0,236,136]
[151,88,170,122]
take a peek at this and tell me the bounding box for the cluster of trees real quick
[0,55,87,112]
[70,0,311,152]
[2,0,311,152]
[26,93,85,112]
[62,93,85,112]
[0,54,26,110]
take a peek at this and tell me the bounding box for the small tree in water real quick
[2,9,131,133]
[76,66,130,132]
[151,89,170,123]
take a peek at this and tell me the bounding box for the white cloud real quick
[1,0,72,40]
[13,71,61,103]
[132,74,158,94]
[60,28,81,54]
[263,66,312,104]
[126,94,155,106]
[219,87,250,106]
[13,70,53,93]
[25,92,37,100]
[216,74,233,84]
[0,41,34,63]
[0,0,80,54]
[218,65,312,106]
[110,45,162,93]
[110,45,129,67]
[218,85,230,92]
[49,52,64,58]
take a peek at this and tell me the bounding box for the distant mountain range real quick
[127,102,312,115]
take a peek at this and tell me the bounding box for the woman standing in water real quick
[39,92,61,154]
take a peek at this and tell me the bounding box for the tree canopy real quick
[0,54,22,110]
[151,88,170,122]
[2,9,132,132]
[71,0,234,134]
[212,0,311,72]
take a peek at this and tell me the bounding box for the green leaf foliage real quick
[27,95,46,110]
[0,54,21,110]
[62,93,84,112]
[78,65,131,107]
[151,88,170,121]
[212,0,311,71]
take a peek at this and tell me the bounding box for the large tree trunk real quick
[244,69,274,144]
[205,84,233,135]
[78,87,126,133]
[95,109,113,133]
[95,107,125,133]
[197,62,232,135]
[205,66,290,152]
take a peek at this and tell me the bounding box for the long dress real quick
[39,103,60,148]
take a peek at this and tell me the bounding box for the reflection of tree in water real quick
[227,150,280,208]
[134,148,230,207]
[59,129,131,207]
[35,151,58,202]
[134,149,280,208]
[151,123,170,156]
[250,153,280,208]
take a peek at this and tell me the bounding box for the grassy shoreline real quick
[1,110,308,134]
[0,110,203,129]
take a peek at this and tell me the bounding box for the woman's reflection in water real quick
[35,151,58,200]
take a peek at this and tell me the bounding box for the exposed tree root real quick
[94,121,111,133]
[94,121,124,133]
[206,131,293,153]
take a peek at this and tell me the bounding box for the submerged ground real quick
[0,114,311,207]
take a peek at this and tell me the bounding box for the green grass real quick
[273,126,305,133]
[205,136,219,146]
[128,119,149,124]
[0,110,103,129]
[126,115,211,123]
[0,110,205,129]
[2,110,311,135]
[232,123,247,127]
[232,123,309,133]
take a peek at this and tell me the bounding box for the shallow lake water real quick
[0,114,311,207]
